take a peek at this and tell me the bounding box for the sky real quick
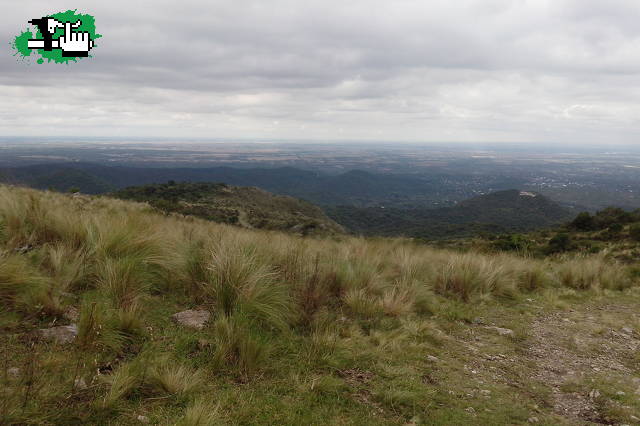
[2,0,640,144]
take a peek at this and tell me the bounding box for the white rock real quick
[171,309,211,330]
[426,355,439,362]
[528,417,539,423]
[38,324,78,344]
[485,326,514,336]
[137,415,150,423]
[7,367,20,378]
[621,327,633,335]
[589,389,600,399]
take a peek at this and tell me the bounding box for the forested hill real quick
[112,182,344,236]
[325,189,575,239]
[0,162,523,208]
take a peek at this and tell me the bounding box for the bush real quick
[570,212,594,231]
[491,234,531,252]
[629,224,640,241]
[547,233,572,253]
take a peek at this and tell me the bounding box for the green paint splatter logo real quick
[12,10,101,64]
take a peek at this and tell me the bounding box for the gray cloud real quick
[1,0,639,143]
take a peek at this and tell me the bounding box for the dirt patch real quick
[526,304,640,424]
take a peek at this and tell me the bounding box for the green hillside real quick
[327,189,575,239]
[480,206,640,261]
[112,182,344,236]
[1,185,639,425]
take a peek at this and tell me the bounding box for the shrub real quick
[570,212,594,231]
[547,233,572,253]
[629,224,640,241]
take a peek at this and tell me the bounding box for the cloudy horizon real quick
[2,0,640,144]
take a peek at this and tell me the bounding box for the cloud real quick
[1,0,639,143]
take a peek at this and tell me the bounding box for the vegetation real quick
[478,206,640,261]
[1,185,639,424]
[112,182,344,236]
[326,190,574,239]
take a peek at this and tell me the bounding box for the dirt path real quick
[526,304,640,424]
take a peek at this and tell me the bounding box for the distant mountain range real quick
[0,163,575,239]
[325,190,575,239]
[0,162,524,208]
[112,182,344,236]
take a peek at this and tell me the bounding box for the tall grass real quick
[149,360,204,396]
[1,184,639,423]
[201,242,291,330]
[557,256,631,290]
[0,185,636,317]
[433,254,518,302]
[177,398,221,426]
[208,315,270,376]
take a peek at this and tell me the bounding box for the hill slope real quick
[327,189,575,239]
[111,182,344,235]
[1,185,638,425]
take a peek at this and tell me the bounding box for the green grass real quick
[0,185,638,424]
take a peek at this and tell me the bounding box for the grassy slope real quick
[1,186,639,425]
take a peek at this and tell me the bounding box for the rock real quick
[74,377,87,390]
[528,417,539,423]
[465,407,475,414]
[588,389,600,399]
[485,326,514,336]
[616,391,626,396]
[38,324,78,344]
[426,355,439,362]
[630,415,639,421]
[7,367,20,378]
[171,309,210,330]
[136,415,150,423]
[479,389,491,396]
[621,327,633,335]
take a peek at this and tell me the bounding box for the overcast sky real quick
[2,0,640,144]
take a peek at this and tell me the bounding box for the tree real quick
[570,212,594,231]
